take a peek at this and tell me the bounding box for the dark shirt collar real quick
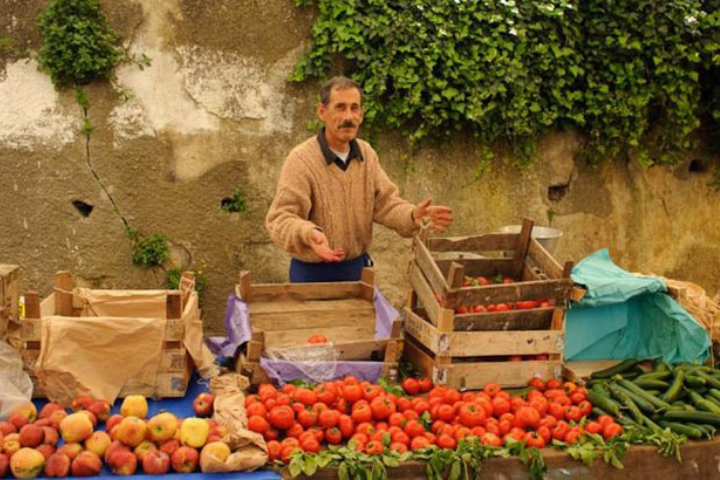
[317,127,364,170]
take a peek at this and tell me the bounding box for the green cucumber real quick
[661,369,685,402]
[609,383,645,423]
[616,377,673,411]
[612,384,655,413]
[694,371,720,389]
[591,359,639,379]
[634,371,672,382]
[632,379,670,390]
[657,421,704,439]
[587,389,621,416]
[663,410,720,426]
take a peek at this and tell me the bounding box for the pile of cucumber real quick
[588,359,720,440]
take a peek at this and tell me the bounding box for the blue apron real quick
[289,253,372,283]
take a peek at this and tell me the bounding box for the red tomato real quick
[524,431,546,448]
[351,403,373,423]
[338,414,354,438]
[458,403,486,428]
[514,406,541,430]
[401,378,420,395]
[597,415,616,428]
[325,427,342,445]
[307,334,327,344]
[268,405,295,431]
[437,434,457,450]
[370,396,396,420]
[551,421,570,442]
[603,423,623,440]
[528,377,546,392]
[481,432,503,447]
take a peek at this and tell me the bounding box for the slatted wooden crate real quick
[234,268,403,385]
[404,219,574,389]
[0,264,20,337]
[6,271,195,398]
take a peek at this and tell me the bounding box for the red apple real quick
[147,412,178,443]
[104,440,130,464]
[87,400,111,423]
[19,424,44,448]
[171,445,199,473]
[47,410,68,430]
[71,396,94,412]
[8,413,29,431]
[41,427,59,447]
[133,440,157,463]
[108,448,137,476]
[44,452,71,478]
[70,451,102,476]
[56,443,83,461]
[39,403,65,420]
[36,444,56,461]
[0,421,17,436]
[142,450,170,474]
[193,393,214,417]
[85,431,111,457]
[0,452,9,477]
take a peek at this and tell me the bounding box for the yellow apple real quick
[120,395,148,419]
[179,418,209,448]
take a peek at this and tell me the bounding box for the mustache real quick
[339,120,356,128]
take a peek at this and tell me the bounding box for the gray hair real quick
[319,76,363,106]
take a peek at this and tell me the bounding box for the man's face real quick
[317,86,364,148]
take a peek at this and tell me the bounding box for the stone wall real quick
[1,0,718,334]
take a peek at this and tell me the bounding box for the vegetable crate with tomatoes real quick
[5,270,196,398]
[404,218,574,389]
[234,268,403,385]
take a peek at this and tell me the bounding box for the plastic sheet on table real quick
[264,342,339,384]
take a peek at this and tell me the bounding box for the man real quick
[266,76,453,282]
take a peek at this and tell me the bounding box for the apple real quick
[120,395,148,418]
[87,400,111,423]
[10,447,45,478]
[132,440,157,463]
[103,440,130,464]
[84,431,111,457]
[106,414,123,432]
[108,448,137,475]
[0,421,17,436]
[35,444,55,461]
[44,452,71,478]
[179,418,210,448]
[78,410,98,428]
[159,438,181,456]
[59,412,93,443]
[13,403,38,424]
[3,433,22,458]
[115,416,147,447]
[47,410,68,430]
[56,443,83,461]
[0,452,9,477]
[71,396,94,412]
[39,403,64,420]
[33,419,52,428]
[70,451,102,477]
[8,412,29,430]
[171,445,199,473]
[19,425,44,448]
[146,412,178,443]
[142,450,170,474]
[200,441,231,467]
[41,427,59,447]
[193,393,214,417]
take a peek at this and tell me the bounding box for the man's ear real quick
[316,102,326,121]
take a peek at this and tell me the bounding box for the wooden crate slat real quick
[248,282,363,302]
[435,258,513,279]
[404,309,443,354]
[1,264,20,321]
[426,233,518,252]
[455,278,573,306]
[250,309,375,331]
[413,237,449,297]
[17,316,185,342]
[447,330,564,357]
[263,325,376,348]
[527,238,564,279]
[452,307,555,331]
[408,261,442,326]
[332,339,390,361]
[445,359,563,389]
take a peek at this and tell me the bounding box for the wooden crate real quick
[404,219,574,389]
[1,264,20,337]
[234,268,403,385]
[7,271,195,398]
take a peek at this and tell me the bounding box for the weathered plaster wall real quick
[1,0,718,335]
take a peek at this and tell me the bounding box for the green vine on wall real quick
[292,0,720,177]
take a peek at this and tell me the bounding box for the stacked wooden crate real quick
[404,219,574,389]
[0,264,21,336]
[6,271,195,398]
[235,268,403,385]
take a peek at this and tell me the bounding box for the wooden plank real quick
[248,282,362,302]
[332,339,389,361]
[238,271,251,301]
[263,325,375,348]
[413,237,448,298]
[527,238,564,279]
[408,260,442,326]
[403,308,444,354]
[360,268,374,301]
[443,262,464,310]
[402,335,437,381]
[447,330,564,357]
[446,360,563,389]
[0,264,20,320]
[54,271,74,316]
[249,297,373,314]
[249,306,375,331]
[166,292,182,319]
[25,291,40,319]
[452,307,554,331]
[427,233,518,252]
[456,278,573,305]
[511,218,534,280]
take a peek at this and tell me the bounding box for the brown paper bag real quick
[181,293,218,378]
[200,373,268,473]
[35,316,165,405]
[75,289,167,318]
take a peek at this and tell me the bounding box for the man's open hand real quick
[309,229,345,262]
[414,198,454,232]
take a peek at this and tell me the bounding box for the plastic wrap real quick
[0,340,33,419]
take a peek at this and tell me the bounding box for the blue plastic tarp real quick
[565,249,711,363]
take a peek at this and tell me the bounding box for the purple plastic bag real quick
[205,294,252,357]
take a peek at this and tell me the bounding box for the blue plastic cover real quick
[565,249,711,363]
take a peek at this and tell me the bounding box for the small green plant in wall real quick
[125,227,170,269]
[221,186,250,214]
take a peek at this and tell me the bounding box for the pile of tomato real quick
[244,375,624,463]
